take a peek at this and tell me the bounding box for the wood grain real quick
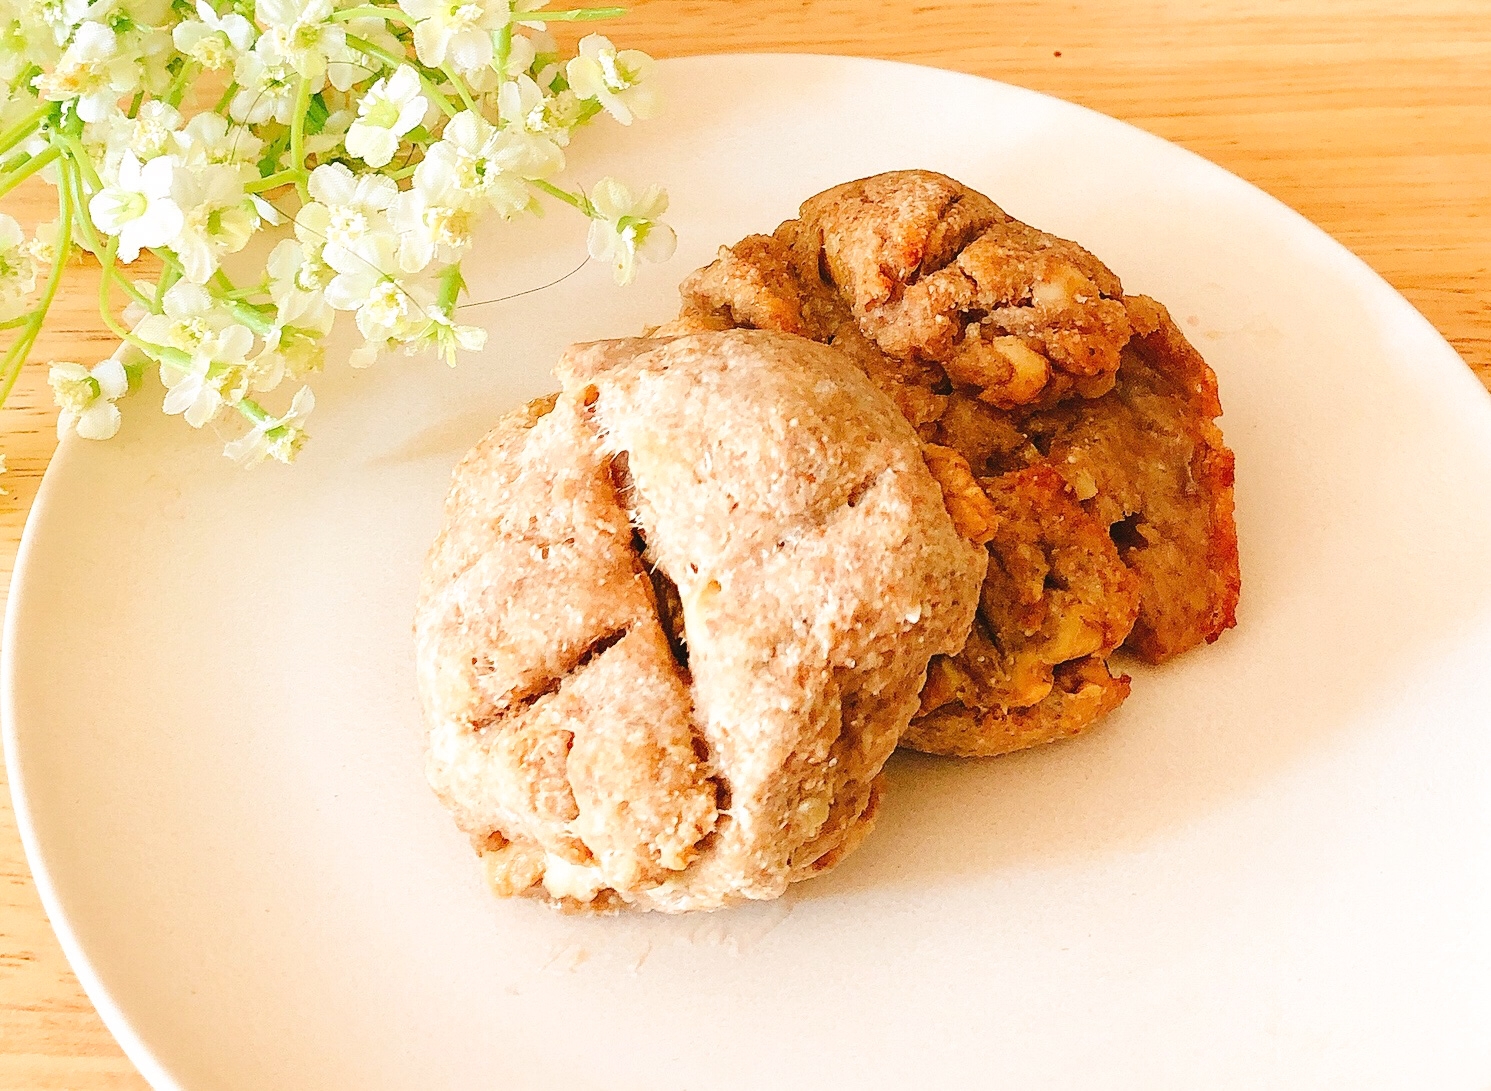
[2,1,1488,1085]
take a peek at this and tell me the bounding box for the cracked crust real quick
[670,170,1239,756]
[415,329,986,910]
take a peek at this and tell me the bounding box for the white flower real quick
[48,356,129,440]
[398,0,508,73]
[418,306,487,367]
[36,0,91,47]
[255,254,334,386]
[565,34,658,125]
[389,186,476,269]
[173,113,264,168]
[172,1,255,70]
[119,99,181,162]
[295,163,399,269]
[254,0,343,82]
[89,151,184,264]
[495,74,566,167]
[345,65,427,168]
[0,213,40,322]
[34,20,128,122]
[501,30,538,79]
[134,281,256,426]
[267,238,333,309]
[323,234,430,353]
[20,218,65,279]
[230,50,298,124]
[585,177,676,284]
[168,163,259,283]
[223,386,314,465]
[414,110,542,220]
[325,16,402,92]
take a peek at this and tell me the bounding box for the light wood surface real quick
[3,1,1489,1086]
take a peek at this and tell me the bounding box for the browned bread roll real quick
[415,329,986,910]
[664,170,1239,757]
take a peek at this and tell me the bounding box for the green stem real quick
[529,7,627,21]
[0,100,52,158]
[0,167,73,411]
[246,167,304,193]
[237,397,269,424]
[60,156,102,256]
[165,60,198,108]
[345,33,460,117]
[96,240,138,343]
[215,81,239,114]
[442,65,478,112]
[154,261,181,309]
[288,77,312,200]
[56,134,102,190]
[494,24,512,75]
[0,144,60,200]
[529,178,593,216]
[330,4,414,23]
[108,266,155,310]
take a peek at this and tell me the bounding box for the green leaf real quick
[304,92,330,136]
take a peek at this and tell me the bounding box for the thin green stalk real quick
[56,133,101,190]
[154,261,181,309]
[237,397,269,424]
[529,178,593,216]
[345,33,460,117]
[108,266,156,310]
[0,100,51,158]
[288,77,312,200]
[97,242,180,369]
[0,169,73,409]
[60,156,102,256]
[442,65,478,113]
[330,4,414,23]
[529,8,627,21]
[494,24,512,75]
[0,144,61,200]
[165,60,198,108]
[0,313,31,331]
[214,81,239,114]
[247,167,305,194]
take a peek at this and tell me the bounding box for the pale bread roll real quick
[415,330,985,911]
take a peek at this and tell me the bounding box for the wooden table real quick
[2,1,1488,1085]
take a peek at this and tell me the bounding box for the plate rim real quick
[4,51,1489,1090]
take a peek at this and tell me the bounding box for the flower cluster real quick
[0,0,673,464]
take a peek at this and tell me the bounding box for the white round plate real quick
[7,55,1491,1090]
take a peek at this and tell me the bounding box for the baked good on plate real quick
[414,329,986,910]
[664,170,1239,756]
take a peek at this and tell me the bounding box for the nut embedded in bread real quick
[414,329,987,911]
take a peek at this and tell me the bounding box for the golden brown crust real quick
[1016,296,1240,662]
[786,171,1130,408]
[668,170,1240,755]
[901,465,1139,756]
[416,330,986,910]
[903,656,1131,758]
